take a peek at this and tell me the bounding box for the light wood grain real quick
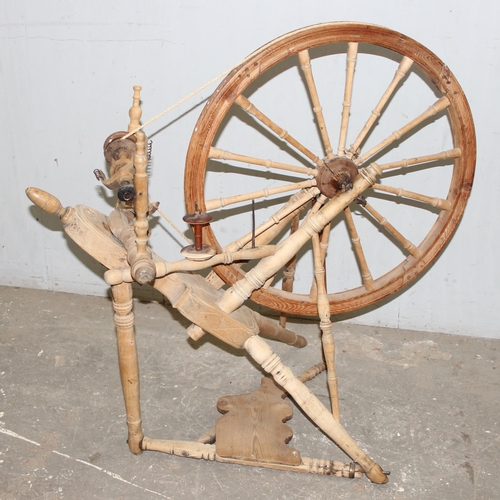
[298,49,334,159]
[372,183,451,210]
[361,201,422,258]
[279,214,299,327]
[235,94,322,167]
[355,96,450,166]
[244,335,388,483]
[344,206,374,290]
[209,146,317,177]
[338,42,358,156]
[377,147,461,172]
[111,282,144,454]
[129,130,156,284]
[205,178,316,212]
[349,56,413,156]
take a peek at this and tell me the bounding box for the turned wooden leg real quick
[111,282,144,454]
[311,232,339,421]
[244,335,388,484]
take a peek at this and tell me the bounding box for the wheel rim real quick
[184,22,475,316]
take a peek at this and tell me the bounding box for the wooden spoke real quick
[378,148,461,171]
[304,194,328,222]
[210,146,317,177]
[338,42,358,156]
[204,189,317,293]
[280,214,300,327]
[235,95,322,167]
[360,201,422,258]
[355,96,450,165]
[372,183,451,210]
[344,206,374,290]
[228,188,319,252]
[205,179,316,211]
[262,274,275,289]
[297,49,334,159]
[349,56,414,156]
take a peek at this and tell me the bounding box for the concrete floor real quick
[0,285,498,499]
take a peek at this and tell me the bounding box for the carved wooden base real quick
[216,377,300,465]
[140,375,368,480]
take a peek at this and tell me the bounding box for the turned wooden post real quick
[111,282,144,454]
[129,129,156,284]
[121,86,155,285]
[312,232,339,421]
[279,213,299,328]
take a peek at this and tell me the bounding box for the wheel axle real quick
[317,157,359,198]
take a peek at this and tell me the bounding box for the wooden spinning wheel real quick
[25,22,477,486]
[185,22,476,317]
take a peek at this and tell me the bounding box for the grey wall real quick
[1,1,498,338]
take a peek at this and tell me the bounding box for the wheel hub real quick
[316,157,359,198]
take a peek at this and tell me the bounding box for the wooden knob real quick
[26,187,67,217]
[131,258,156,285]
[128,85,142,133]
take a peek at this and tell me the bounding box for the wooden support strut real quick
[141,438,364,478]
[111,282,144,454]
[312,231,339,421]
[279,213,300,328]
[244,335,388,484]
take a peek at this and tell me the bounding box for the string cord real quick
[123,47,265,239]
[121,63,241,141]
[153,201,193,245]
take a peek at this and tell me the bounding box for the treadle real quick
[215,377,301,465]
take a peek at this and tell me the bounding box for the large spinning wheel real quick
[24,22,477,484]
[185,22,475,317]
